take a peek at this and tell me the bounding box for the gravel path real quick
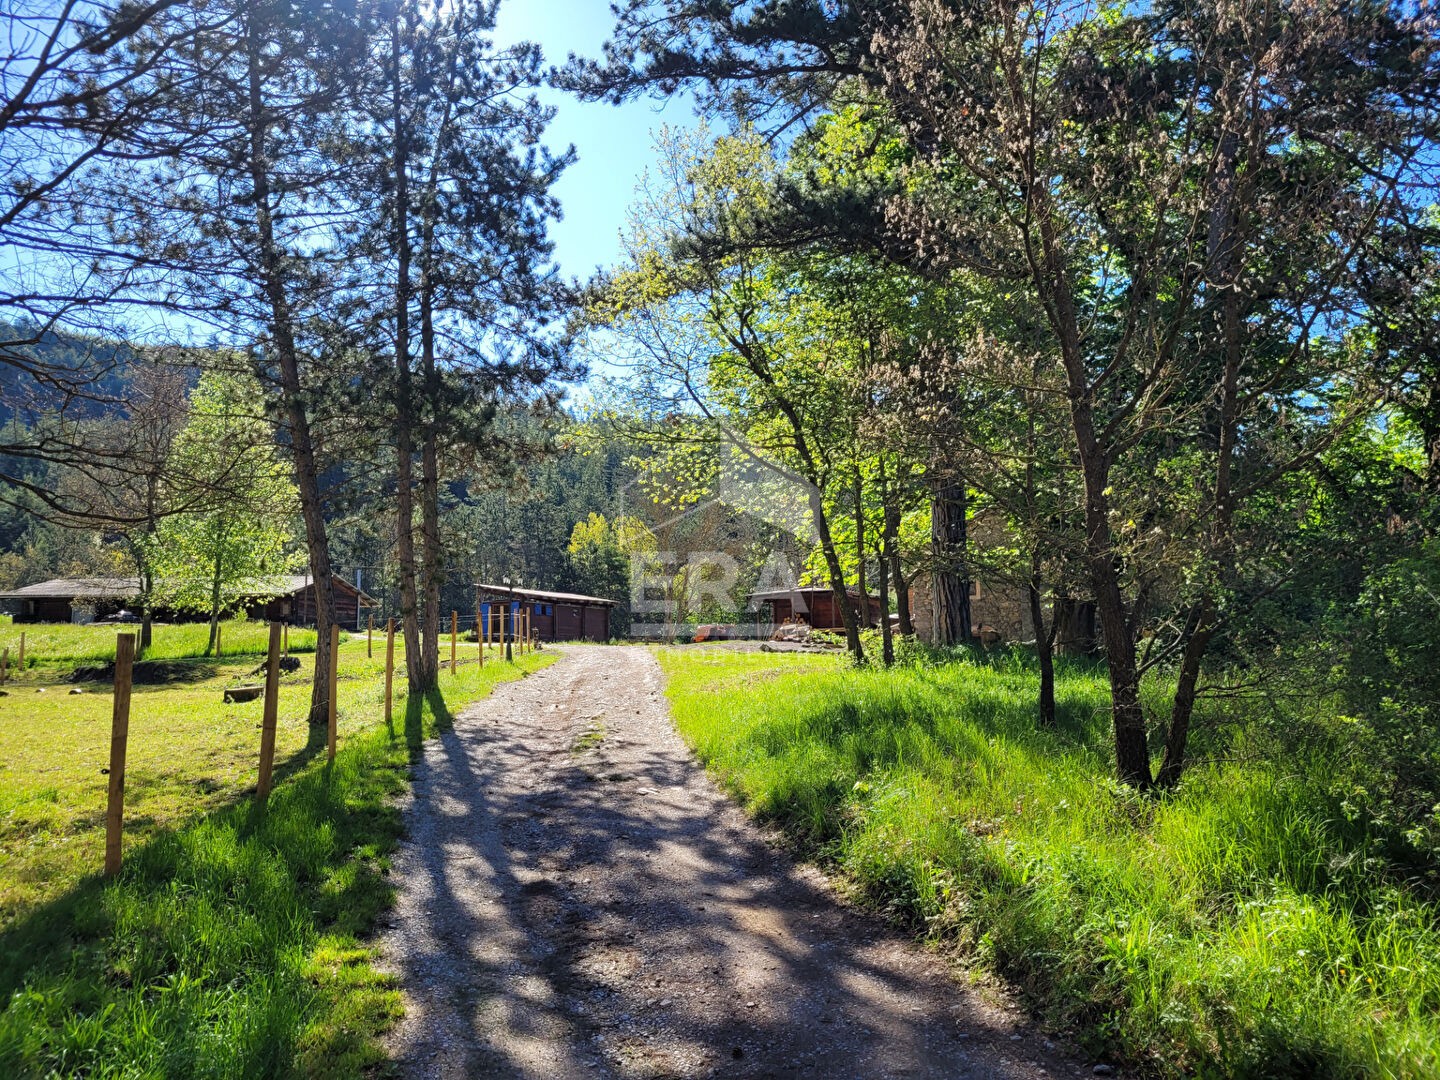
[379,645,1101,1079]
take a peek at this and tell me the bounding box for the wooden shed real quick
[474,584,619,643]
[749,586,885,633]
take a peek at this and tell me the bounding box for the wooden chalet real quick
[749,586,886,632]
[474,583,618,643]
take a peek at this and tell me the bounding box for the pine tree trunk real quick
[207,548,223,657]
[881,470,910,641]
[853,471,868,627]
[388,10,428,693]
[810,485,864,664]
[244,18,337,727]
[416,182,443,692]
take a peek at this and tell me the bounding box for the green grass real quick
[0,635,553,1076]
[0,619,321,668]
[660,648,1440,1079]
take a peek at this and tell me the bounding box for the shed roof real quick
[474,583,620,607]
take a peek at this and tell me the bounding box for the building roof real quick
[0,573,376,605]
[0,577,140,600]
[474,583,620,607]
[268,575,378,606]
[748,586,879,603]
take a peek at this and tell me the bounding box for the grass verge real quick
[659,648,1440,1079]
[0,638,553,1076]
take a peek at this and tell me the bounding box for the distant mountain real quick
[0,320,139,424]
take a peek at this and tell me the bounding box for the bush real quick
[1340,542,1440,863]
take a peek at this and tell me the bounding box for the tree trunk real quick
[1158,139,1244,789]
[138,566,154,654]
[416,141,443,692]
[810,484,864,663]
[1156,600,1213,788]
[930,476,971,646]
[877,539,894,666]
[389,11,428,692]
[207,547,223,656]
[853,470,868,627]
[1028,570,1056,727]
[1053,597,1098,655]
[881,470,910,641]
[245,19,337,726]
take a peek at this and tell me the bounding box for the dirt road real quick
[380,646,1097,1079]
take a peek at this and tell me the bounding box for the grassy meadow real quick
[0,621,553,1076]
[660,648,1440,1079]
[0,617,320,670]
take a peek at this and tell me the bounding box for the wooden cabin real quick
[242,575,377,629]
[0,573,375,627]
[748,586,885,633]
[0,578,140,623]
[474,584,618,643]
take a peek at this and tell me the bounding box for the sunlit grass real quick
[660,649,1440,1079]
[0,618,321,667]
[0,634,553,1075]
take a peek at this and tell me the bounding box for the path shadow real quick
[385,648,1064,1079]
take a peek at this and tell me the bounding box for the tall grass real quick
[661,649,1440,1079]
[0,646,553,1076]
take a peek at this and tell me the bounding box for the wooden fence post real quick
[104,633,136,877]
[1,646,8,684]
[256,622,282,801]
[17,631,24,668]
[283,622,289,659]
[327,624,339,763]
[384,618,395,728]
[451,611,458,674]
[502,605,510,663]
[368,614,374,659]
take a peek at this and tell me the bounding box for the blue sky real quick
[493,0,698,281]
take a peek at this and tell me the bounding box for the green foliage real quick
[149,372,303,626]
[1340,542,1440,860]
[662,650,1440,1078]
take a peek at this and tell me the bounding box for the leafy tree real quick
[568,512,651,635]
[575,0,1440,788]
[150,372,302,654]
